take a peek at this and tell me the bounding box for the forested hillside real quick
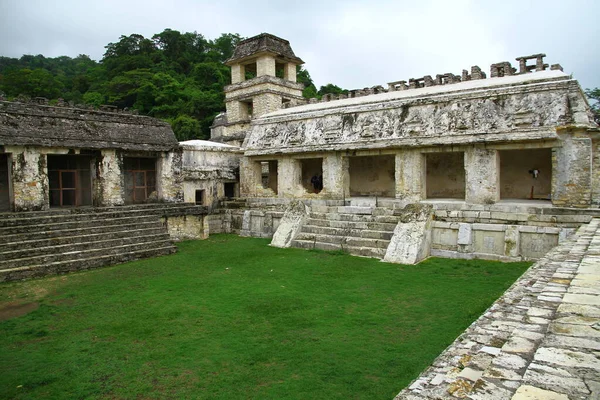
[0,30,342,140]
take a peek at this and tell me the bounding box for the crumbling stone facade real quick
[0,100,183,211]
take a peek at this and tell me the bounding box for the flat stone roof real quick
[263,70,571,119]
[0,101,178,152]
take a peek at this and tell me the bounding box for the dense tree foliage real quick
[586,88,600,123]
[0,30,344,140]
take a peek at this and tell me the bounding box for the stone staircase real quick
[0,203,206,282]
[291,199,400,258]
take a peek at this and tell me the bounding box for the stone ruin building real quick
[0,32,598,280]
[209,33,599,265]
[0,99,210,281]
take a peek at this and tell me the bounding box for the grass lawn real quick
[0,234,530,399]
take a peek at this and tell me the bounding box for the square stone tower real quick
[210,33,305,146]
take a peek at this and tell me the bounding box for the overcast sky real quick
[0,0,598,92]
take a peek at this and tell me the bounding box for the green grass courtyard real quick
[0,235,530,399]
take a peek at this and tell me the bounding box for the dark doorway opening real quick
[0,154,10,211]
[224,182,235,199]
[425,152,465,199]
[195,189,205,205]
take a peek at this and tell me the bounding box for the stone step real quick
[0,220,163,244]
[0,202,201,218]
[294,233,390,249]
[0,231,170,261]
[308,212,400,224]
[336,206,374,214]
[0,245,176,282]
[0,204,205,227]
[0,239,174,270]
[291,239,386,259]
[301,224,394,240]
[0,215,163,237]
[305,217,398,232]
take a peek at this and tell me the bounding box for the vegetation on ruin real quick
[0,235,529,399]
[0,30,349,140]
[586,87,600,123]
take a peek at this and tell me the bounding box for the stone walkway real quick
[396,219,600,399]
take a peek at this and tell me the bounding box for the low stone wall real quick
[162,214,209,241]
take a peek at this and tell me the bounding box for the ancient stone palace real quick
[208,33,599,264]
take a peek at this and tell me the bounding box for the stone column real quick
[552,131,592,208]
[256,55,276,77]
[253,93,281,118]
[593,139,600,207]
[157,150,183,203]
[230,64,244,84]
[225,100,248,123]
[465,147,499,204]
[322,153,347,199]
[240,157,262,197]
[284,63,297,82]
[9,146,47,211]
[277,158,302,197]
[97,149,124,206]
[395,150,424,203]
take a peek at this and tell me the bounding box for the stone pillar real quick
[395,150,424,203]
[225,101,249,123]
[284,63,297,82]
[277,158,302,197]
[552,131,592,208]
[256,55,276,77]
[9,146,47,211]
[97,149,124,206]
[230,64,244,84]
[592,139,600,207]
[157,150,183,203]
[322,153,347,199]
[465,147,499,204]
[253,93,281,117]
[240,157,262,197]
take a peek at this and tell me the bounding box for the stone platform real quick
[396,218,600,399]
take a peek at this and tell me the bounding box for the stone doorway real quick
[48,155,93,207]
[260,160,278,195]
[348,155,395,197]
[500,148,552,200]
[301,158,323,194]
[0,154,10,211]
[124,157,157,204]
[425,152,465,199]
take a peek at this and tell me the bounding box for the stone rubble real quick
[396,218,600,399]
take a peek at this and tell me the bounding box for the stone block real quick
[473,230,505,255]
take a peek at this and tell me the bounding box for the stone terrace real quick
[396,218,600,399]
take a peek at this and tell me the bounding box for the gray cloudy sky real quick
[1,0,599,91]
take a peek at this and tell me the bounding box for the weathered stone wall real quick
[157,149,183,203]
[96,149,124,206]
[465,147,499,204]
[593,139,600,207]
[551,129,592,207]
[8,146,47,211]
[162,215,209,240]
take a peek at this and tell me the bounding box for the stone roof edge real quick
[253,76,577,125]
[0,101,171,127]
[242,129,559,156]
